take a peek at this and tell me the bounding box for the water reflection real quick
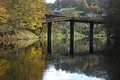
[103,44,120,80]
[0,38,108,80]
[44,65,105,80]
[52,38,106,54]
[45,54,108,80]
[0,40,45,80]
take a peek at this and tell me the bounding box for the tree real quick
[59,0,70,7]
[89,5,100,13]
[0,0,47,29]
[105,0,120,44]
[98,0,108,8]
[86,0,99,6]
[0,7,9,25]
[76,0,89,12]
[58,0,78,8]
[69,0,78,7]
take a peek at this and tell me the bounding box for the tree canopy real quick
[0,0,47,29]
[106,0,120,44]
[0,7,10,25]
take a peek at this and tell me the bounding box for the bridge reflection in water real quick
[45,14,106,54]
[0,39,107,80]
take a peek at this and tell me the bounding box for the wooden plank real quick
[47,22,52,54]
[70,20,74,55]
[44,16,105,24]
[89,21,94,53]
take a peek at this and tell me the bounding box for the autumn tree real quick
[0,7,9,25]
[0,0,47,30]
[89,5,100,13]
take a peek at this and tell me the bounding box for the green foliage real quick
[86,0,99,6]
[76,0,89,12]
[58,0,70,7]
[94,34,106,38]
[105,0,120,44]
[51,0,102,14]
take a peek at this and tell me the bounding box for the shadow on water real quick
[0,38,119,80]
[102,43,120,80]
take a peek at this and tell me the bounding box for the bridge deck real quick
[45,17,73,22]
[45,14,105,24]
[73,17,105,24]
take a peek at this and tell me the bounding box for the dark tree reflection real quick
[103,44,120,80]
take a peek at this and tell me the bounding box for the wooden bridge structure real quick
[44,14,106,54]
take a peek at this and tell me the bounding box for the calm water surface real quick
[0,38,119,80]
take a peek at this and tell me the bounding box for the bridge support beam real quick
[89,21,94,53]
[47,22,52,54]
[107,32,111,43]
[70,20,75,54]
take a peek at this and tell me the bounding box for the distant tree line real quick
[52,0,108,13]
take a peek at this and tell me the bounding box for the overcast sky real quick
[45,0,56,3]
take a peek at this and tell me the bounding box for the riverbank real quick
[0,29,38,41]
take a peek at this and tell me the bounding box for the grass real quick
[62,7,84,13]
[94,34,106,38]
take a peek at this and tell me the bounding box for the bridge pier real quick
[45,14,105,54]
[70,20,75,54]
[47,22,52,54]
[107,32,111,43]
[89,21,94,53]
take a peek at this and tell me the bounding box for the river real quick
[0,37,119,80]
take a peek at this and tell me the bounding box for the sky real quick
[45,0,56,3]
